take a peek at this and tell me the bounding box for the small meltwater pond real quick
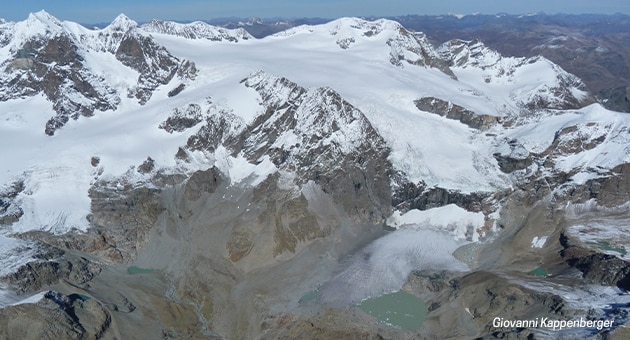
[586,241,627,256]
[358,291,427,331]
[568,224,630,260]
[298,290,319,304]
[530,267,548,277]
[127,266,155,275]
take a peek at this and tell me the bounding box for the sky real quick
[1,0,629,23]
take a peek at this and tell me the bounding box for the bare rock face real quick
[570,253,630,289]
[85,179,165,263]
[406,270,566,339]
[183,167,225,202]
[494,154,533,174]
[137,157,155,174]
[237,71,393,223]
[172,98,246,153]
[159,103,204,133]
[566,163,630,208]
[115,31,197,104]
[493,138,533,174]
[1,256,101,295]
[0,180,25,225]
[593,163,630,207]
[250,175,332,257]
[539,123,608,161]
[560,233,630,290]
[0,291,115,340]
[392,180,491,213]
[415,96,499,130]
[186,110,244,152]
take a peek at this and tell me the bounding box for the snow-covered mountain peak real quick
[438,38,593,111]
[0,12,198,135]
[266,17,452,74]
[107,13,138,32]
[239,69,382,160]
[325,17,403,36]
[0,13,616,229]
[12,10,64,41]
[27,10,62,28]
[274,17,408,41]
[141,20,252,42]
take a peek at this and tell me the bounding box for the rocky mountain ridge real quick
[0,11,198,135]
[141,19,253,42]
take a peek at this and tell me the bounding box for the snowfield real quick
[387,204,486,241]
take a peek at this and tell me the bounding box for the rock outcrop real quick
[415,96,498,130]
[1,254,101,295]
[392,180,491,213]
[406,270,566,339]
[0,291,115,339]
[560,233,630,290]
[81,178,165,263]
[183,167,225,202]
[0,180,25,226]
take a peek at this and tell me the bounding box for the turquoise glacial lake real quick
[358,291,427,330]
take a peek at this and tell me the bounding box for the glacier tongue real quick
[320,228,469,305]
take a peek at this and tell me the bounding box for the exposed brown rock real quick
[159,103,203,133]
[0,291,115,340]
[85,180,165,263]
[137,157,155,174]
[406,270,566,339]
[252,174,331,256]
[1,257,101,295]
[561,233,630,290]
[392,180,491,213]
[415,96,499,130]
[183,167,224,202]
